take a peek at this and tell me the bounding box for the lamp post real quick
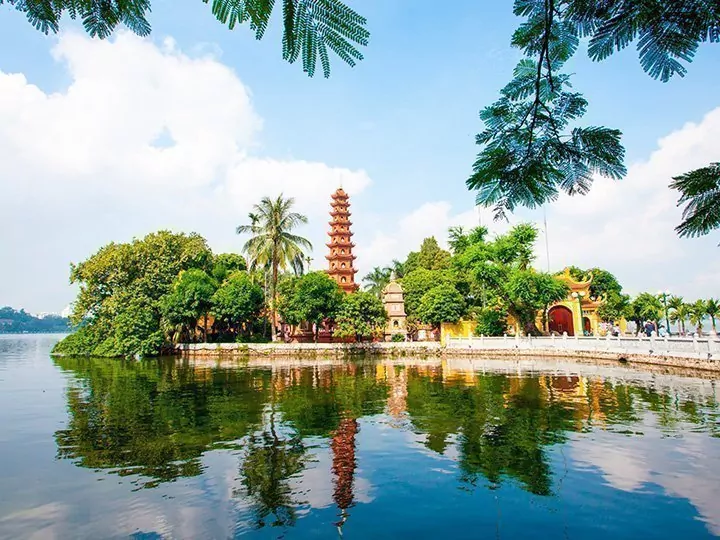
[571,290,586,336]
[658,290,670,336]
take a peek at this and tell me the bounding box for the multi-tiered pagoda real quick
[326,188,358,294]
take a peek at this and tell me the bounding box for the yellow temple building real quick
[544,268,604,336]
[441,267,627,342]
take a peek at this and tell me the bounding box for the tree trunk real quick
[523,320,541,336]
[270,259,278,342]
[203,313,208,343]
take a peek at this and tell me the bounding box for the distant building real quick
[325,188,359,294]
[381,273,407,341]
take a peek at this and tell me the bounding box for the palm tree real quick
[390,259,405,279]
[667,296,685,334]
[689,300,707,336]
[706,299,719,335]
[362,266,391,298]
[670,302,692,336]
[237,195,312,341]
[448,226,467,254]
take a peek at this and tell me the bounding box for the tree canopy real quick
[403,237,452,275]
[276,271,343,340]
[161,269,218,342]
[400,268,456,318]
[212,271,264,338]
[3,0,369,78]
[53,230,214,357]
[333,291,387,341]
[454,223,568,335]
[362,266,392,298]
[468,0,720,230]
[670,163,720,241]
[237,194,312,341]
[416,284,466,328]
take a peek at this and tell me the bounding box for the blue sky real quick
[0,1,718,313]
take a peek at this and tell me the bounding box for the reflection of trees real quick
[406,368,720,496]
[276,364,388,437]
[238,405,306,529]
[54,355,720,531]
[54,357,269,487]
[407,371,577,495]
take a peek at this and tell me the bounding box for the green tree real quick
[596,292,631,323]
[468,54,626,220]
[389,259,406,279]
[333,292,387,342]
[212,253,247,282]
[237,195,312,342]
[458,223,568,335]
[566,266,623,299]
[628,293,664,333]
[362,266,391,298]
[706,298,719,334]
[469,1,719,225]
[53,230,213,357]
[5,0,369,78]
[475,306,509,336]
[448,226,489,256]
[212,271,264,339]
[400,268,455,317]
[276,272,343,341]
[416,284,466,329]
[670,163,720,241]
[404,237,452,274]
[161,269,218,343]
[668,296,689,334]
[689,299,708,335]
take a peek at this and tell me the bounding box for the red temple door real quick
[549,306,574,336]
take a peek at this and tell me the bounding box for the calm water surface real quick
[1,335,720,539]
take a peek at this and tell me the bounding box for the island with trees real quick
[51,192,719,359]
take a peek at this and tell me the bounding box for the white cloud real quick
[539,107,720,297]
[355,202,508,276]
[0,32,371,312]
[572,418,720,535]
[1,31,718,310]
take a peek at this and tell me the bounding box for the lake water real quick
[1,335,720,539]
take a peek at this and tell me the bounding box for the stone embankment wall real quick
[176,341,442,358]
[176,341,720,372]
[444,346,720,373]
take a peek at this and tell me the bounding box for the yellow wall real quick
[440,320,476,345]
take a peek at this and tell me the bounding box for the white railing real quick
[445,333,720,361]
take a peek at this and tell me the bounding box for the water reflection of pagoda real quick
[331,416,358,531]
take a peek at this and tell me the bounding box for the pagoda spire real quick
[326,188,358,294]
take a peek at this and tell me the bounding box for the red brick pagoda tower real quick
[326,188,358,294]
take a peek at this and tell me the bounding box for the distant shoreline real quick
[0,332,70,336]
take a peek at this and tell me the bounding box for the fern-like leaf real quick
[670,163,720,239]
